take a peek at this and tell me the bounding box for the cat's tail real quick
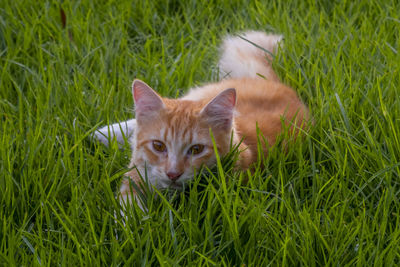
[218,31,282,81]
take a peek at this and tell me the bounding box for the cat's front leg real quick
[118,170,147,213]
[94,119,136,147]
[115,177,144,228]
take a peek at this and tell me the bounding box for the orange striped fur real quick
[119,31,309,210]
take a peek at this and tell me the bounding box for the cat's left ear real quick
[200,88,236,131]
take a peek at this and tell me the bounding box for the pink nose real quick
[167,172,182,181]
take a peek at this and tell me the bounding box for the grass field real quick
[1,0,400,265]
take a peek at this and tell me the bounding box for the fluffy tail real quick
[218,31,282,81]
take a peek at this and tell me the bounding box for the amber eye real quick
[188,144,204,155]
[152,140,167,152]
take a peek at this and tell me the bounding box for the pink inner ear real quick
[133,86,141,103]
[222,88,236,109]
[207,88,236,112]
[133,80,150,103]
[201,88,236,130]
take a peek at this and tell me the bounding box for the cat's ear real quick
[200,88,236,130]
[132,79,165,120]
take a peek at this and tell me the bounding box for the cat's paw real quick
[93,119,136,147]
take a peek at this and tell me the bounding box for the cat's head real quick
[131,79,236,189]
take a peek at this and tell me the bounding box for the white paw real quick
[93,119,136,147]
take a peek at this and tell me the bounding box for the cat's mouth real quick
[168,181,185,190]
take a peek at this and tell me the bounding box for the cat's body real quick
[95,31,309,209]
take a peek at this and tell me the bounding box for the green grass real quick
[1,0,400,265]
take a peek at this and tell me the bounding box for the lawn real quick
[1,0,400,265]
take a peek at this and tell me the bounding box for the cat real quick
[95,31,309,210]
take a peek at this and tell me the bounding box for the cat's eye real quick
[152,140,167,152]
[188,144,204,155]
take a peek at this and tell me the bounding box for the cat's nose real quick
[167,171,183,181]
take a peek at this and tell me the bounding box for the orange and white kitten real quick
[95,31,309,210]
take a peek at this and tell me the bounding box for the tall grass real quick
[1,0,399,265]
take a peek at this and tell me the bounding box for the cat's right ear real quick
[132,79,165,120]
[200,88,236,131]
